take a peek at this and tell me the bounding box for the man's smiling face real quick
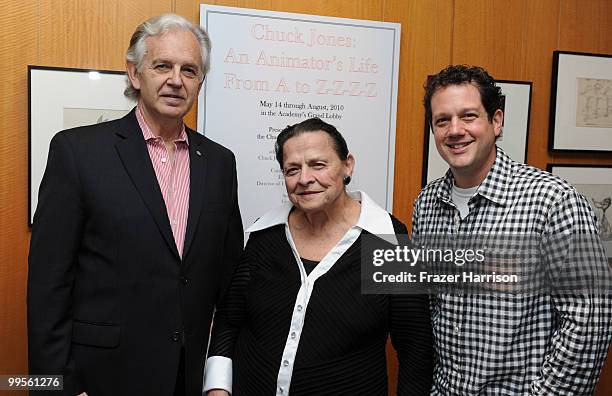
[431,82,503,187]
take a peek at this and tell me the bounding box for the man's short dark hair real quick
[423,65,503,128]
[275,118,349,169]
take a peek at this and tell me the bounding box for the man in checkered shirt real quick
[412,65,612,394]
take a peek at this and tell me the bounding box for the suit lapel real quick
[113,109,180,260]
[183,129,207,260]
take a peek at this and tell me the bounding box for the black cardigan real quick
[209,215,433,395]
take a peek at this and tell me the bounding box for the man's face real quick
[127,29,203,123]
[430,83,503,187]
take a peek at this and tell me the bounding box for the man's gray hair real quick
[124,13,211,100]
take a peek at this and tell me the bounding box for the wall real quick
[2,0,611,394]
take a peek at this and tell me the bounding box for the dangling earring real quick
[343,175,351,185]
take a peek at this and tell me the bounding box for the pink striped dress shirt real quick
[136,107,190,258]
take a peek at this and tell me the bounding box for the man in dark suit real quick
[27,14,243,395]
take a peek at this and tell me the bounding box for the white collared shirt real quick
[203,191,395,395]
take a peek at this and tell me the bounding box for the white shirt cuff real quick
[203,356,232,394]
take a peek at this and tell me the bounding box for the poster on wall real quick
[199,5,401,230]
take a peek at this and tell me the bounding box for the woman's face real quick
[282,131,354,214]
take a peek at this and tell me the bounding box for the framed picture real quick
[422,80,532,186]
[29,65,135,226]
[547,164,612,260]
[549,51,612,153]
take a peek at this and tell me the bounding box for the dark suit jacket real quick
[28,109,243,395]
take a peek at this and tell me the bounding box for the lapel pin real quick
[196,150,202,157]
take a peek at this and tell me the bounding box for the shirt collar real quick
[434,169,455,206]
[435,146,513,207]
[477,146,513,206]
[246,190,396,236]
[136,105,189,145]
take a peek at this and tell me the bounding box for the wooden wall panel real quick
[521,0,560,170]
[452,0,528,79]
[178,0,384,20]
[392,1,453,390]
[559,0,611,54]
[39,0,172,69]
[385,0,453,225]
[597,351,612,392]
[379,1,452,390]
[396,0,451,390]
[597,348,612,393]
[0,0,39,378]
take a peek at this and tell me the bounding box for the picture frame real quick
[422,80,532,186]
[548,51,612,153]
[28,65,135,226]
[547,164,612,260]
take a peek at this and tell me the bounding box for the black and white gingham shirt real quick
[412,147,612,395]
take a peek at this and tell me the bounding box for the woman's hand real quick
[207,390,230,396]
